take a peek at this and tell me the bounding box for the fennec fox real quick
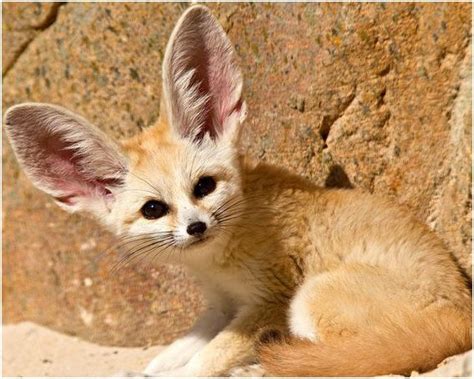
[4,5,471,377]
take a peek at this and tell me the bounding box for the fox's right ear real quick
[4,103,128,220]
[159,5,247,144]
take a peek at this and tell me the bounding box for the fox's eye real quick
[193,176,216,198]
[141,200,169,219]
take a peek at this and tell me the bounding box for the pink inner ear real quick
[209,58,240,128]
[37,132,118,206]
[191,60,215,139]
[189,53,242,141]
[6,103,127,210]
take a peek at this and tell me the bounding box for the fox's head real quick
[4,6,247,265]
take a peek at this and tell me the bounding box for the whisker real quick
[214,207,274,224]
[133,238,176,268]
[211,196,249,217]
[127,171,162,197]
[217,208,273,220]
[94,231,175,263]
[94,237,155,264]
[114,188,162,197]
[118,234,174,260]
[215,205,273,218]
[153,241,176,265]
[106,231,175,272]
[111,238,174,273]
[211,193,273,218]
[218,219,270,231]
[188,147,201,182]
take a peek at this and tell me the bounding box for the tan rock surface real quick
[2,3,62,75]
[2,2,471,350]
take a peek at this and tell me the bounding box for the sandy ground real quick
[3,322,163,377]
[3,321,472,377]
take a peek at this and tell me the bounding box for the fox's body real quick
[4,5,471,377]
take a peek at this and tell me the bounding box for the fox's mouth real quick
[189,235,212,247]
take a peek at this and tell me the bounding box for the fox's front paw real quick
[143,334,209,374]
[228,364,266,377]
[143,352,187,375]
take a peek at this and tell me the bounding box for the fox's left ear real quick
[159,5,247,144]
[4,103,128,221]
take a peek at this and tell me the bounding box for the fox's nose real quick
[187,221,207,236]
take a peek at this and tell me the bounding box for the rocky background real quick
[3,2,471,349]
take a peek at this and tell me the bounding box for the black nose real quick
[187,221,207,236]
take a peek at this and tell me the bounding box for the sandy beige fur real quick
[3,5,471,377]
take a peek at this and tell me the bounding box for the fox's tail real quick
[257,307,471,376]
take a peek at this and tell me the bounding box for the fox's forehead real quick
[121,130,237,201]
[121,119,174,168]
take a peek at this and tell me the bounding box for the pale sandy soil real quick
[3,322,163,377]
[2,321,472,377]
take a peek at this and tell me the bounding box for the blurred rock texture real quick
[3,2,471,351]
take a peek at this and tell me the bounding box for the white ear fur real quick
[4,103,128,219]
[161,5,247,143]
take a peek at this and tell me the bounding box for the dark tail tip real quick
[256,329,286,354]
[257,328,285,346]
[256,328,294,377]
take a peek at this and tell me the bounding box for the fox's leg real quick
[289,263,415,343]
[260,263,471,376]
[143,306,232,375]
[289,264,417,344]
[156,304,286,377]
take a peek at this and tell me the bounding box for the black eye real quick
[193,176,216,198]
[141,200,169,220]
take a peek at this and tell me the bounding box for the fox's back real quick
[231,159,470,310]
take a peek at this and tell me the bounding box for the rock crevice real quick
[2,2,66,77]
